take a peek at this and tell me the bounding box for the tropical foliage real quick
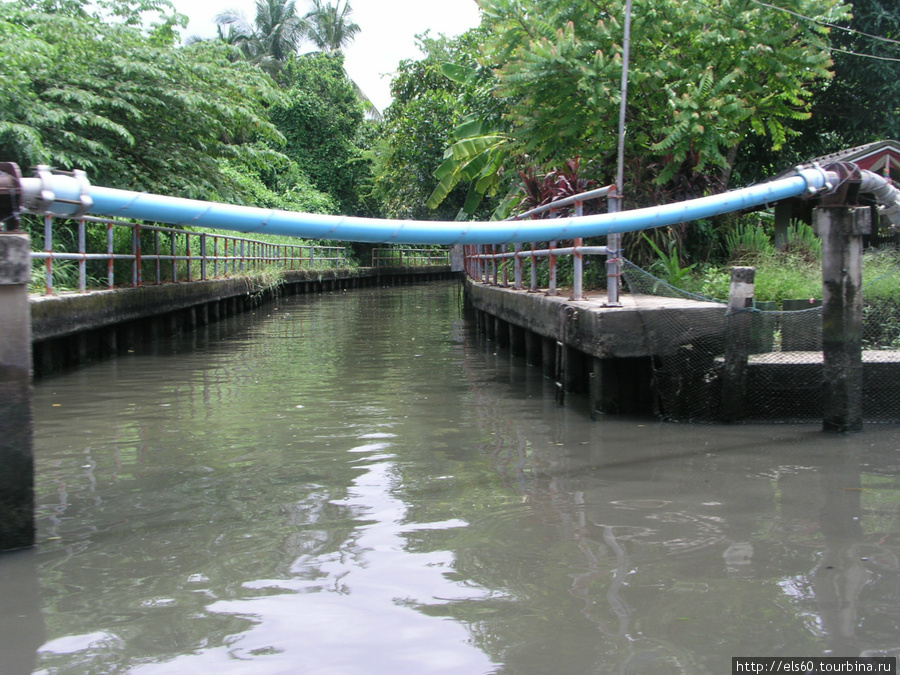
[373,30,499,221]
[215,0,309,70]
[0,0,288,201]
[429,0,850,215]
[305,0,360,52]
[810,0,900,144]
[271,52,371,215]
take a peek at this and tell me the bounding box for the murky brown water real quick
[2,281,900,674]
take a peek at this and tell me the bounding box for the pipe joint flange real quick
[32,165,56,213]
[71,169,93,219]
[882,203,900,231]
[797,163,836,196]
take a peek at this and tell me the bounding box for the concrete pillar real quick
[774,200,792,250]
[0,233,35,550]
[817,206,870,433]
[185,307,197,333]
[721,266,755,422]
[563,345,587,394]
[509,324,525,357]
[494,317,509,348]
[70,332,89,367]
[524,330,542,366]
[590,357,607,419]
[541,337,556,379]
[197,303,209,328]
[102,326,118,358]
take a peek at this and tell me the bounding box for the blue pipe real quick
[20,166,835,245]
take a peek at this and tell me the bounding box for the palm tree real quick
[216,0,309,64]
[304,0,361,53]
[303,0,380,119]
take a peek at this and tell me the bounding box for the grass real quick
[678,247,900,307]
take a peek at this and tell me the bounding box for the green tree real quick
[717,0,900,187]
[304,0,360,52]
[812,0,900,144]
[431,0,848,214]
[374,31,498,221]
[271,52,371,214]
[0,0,286,200]
[216,0,309,66]
[304,0,380,120]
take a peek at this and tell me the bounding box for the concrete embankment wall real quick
[465,279,654,417]
[464,277,900,423]
[463,278,728,418]
[31,266,454,377]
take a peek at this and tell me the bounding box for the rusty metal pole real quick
[548,240,557,296]
[818,206,870,432]
[604,0,632,308]
[107,222,114,288]
[572,199,584,301]
[514,243,522,290]
[0,164,35,551]
[133,222,142,287]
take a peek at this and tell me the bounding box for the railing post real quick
[186,233,192,282]
[77,218,86,291]
[43,214,52,294]
[571,238,584,301]
[490,245,498,285]
[107,222,114,289]
[0,231,35,551]
[530,241,538,292]
[501,245,509,287]
[133,222,142,287]
[200,233,207,280]
[548,240,557,296]
[818,206,870,433]
[571,200,584,301]
[170,230,177,282]
[605,192,623,306]
[514,243,522,289]
[154,230,161,285]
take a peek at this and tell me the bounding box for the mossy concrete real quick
[464,277,725,360]
[464,278,727,418]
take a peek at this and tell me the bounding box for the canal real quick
[2,280,899,674]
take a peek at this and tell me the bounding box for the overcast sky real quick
[171,0,483,112]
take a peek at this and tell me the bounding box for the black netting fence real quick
[621,259,900,423]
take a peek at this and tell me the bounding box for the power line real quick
[831,46,900,63]
[750,0,900,48]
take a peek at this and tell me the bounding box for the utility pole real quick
[606,0,633,307]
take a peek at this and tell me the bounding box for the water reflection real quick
[0,548,45,675]
[448,352,900,672]
[4,283,900,674]
[130,436,496,675]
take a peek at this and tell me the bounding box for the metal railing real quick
[464,185,621,302]
[30,213,347,295]
[371,247,450,267]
